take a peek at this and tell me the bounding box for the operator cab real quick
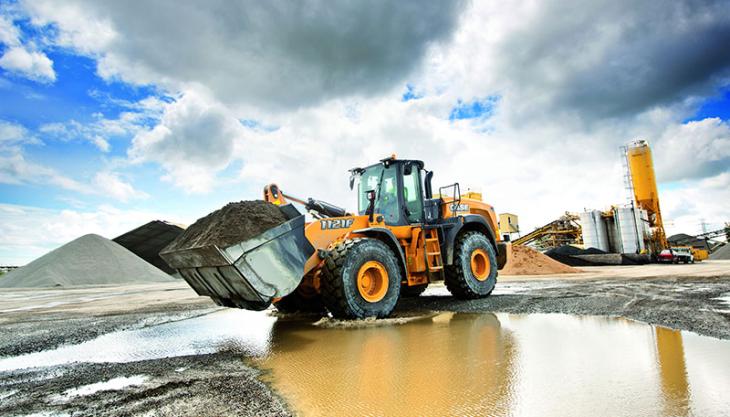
[350,156,439,226]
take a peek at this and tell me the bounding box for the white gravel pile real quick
[0,234,174,288]
[710,243,730,260]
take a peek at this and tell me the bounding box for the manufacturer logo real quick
[320,218,355,230]
[450,203,470,212]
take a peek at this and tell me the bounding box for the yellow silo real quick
[626,140,668,249]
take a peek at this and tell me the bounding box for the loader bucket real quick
[159,211,314,311]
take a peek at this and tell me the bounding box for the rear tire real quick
[321,238,401,319]
[445,231,497,299]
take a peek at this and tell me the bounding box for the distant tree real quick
[725,222,730,242]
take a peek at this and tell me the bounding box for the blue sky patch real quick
[401,84,423,102]
[240,119,279,132]
[1,50,160,128]
[449,96,500,121]
[689,87,730,121]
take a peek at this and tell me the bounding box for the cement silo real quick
[579,210,609,252]
[626,140,667,250]
[614,206,648,254]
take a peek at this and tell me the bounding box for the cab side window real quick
[403,168,423,223]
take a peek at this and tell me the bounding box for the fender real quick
[443,215,498,265]
[352,227,408,281]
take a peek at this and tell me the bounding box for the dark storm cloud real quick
[496,0,730,120]
[34,0,467,110]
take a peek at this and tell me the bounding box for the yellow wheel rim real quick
[470,248,490,281]
[357,260,389,303]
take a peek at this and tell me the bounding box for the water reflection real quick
[654,327,689,417]
[261,313,730,417]
[0,309,728,417]
[261,313,517,416]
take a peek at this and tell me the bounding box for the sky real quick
[1,0,729,265]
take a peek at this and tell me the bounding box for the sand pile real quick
[710,243,730,260]
[0,234,174,288]
[164,201,287,251]
[501,245,580,275]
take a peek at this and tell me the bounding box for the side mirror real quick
[349,172,356,190]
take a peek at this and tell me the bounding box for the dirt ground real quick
[1,260,729,417]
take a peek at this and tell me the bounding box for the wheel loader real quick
[160,155,508,319]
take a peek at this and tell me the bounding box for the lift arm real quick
[263,183,348,218]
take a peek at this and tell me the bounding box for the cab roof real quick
[350,155,425,174]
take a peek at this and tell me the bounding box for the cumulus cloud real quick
[93,171,148,202]
[230,96,628,221]
[661,171,730,235]
[23,0,465,110]
[0,150,149,202]
[0,14,56,83]
[91,136,110,152]
[0,15,21,46]
[0,120,39,147]
[0,151,89,193]
[653,118,730,181]
[129,91,244,192]
[0,121,91,194]
[38,96,166,152]
[0,46,55,83]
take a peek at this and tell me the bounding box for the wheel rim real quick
[470,248,490,281]
[357,260,389,303]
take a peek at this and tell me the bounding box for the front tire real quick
[321,238,402,319]
[445,231,497,299]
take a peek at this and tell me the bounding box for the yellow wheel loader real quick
[161,156,508,319]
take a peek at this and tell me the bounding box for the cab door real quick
[402,162,425,224]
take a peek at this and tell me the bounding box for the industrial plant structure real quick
[579,140,667,255]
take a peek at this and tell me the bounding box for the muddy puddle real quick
[1,310,729,417]
[260,313,730,417]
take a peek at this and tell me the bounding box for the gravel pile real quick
[0,234,173,288]
[164,201,287,251]
[545,245,610,266]
[501,245,580,275]
[546,245,607,256]
[710,243,730,260]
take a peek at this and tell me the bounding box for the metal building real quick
[499,213,519,240]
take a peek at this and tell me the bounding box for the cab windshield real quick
[357,164,401,224]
